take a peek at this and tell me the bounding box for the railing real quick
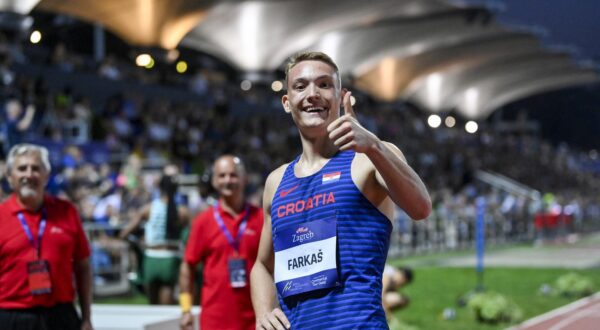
[84,223,131,297]
[388,204,536,258]
[388,171,600,257]
[474,170,541,201]
[87,202,600,297]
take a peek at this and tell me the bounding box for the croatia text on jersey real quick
[276,192,336,218]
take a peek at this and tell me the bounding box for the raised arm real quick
[16,104,36,131]
[327,90,431,220]
[367,141,431,220]
[250,167,290,330]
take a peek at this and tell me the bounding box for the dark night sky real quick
[496,0,600,61]
[468,0,600,150]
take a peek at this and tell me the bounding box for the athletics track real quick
[509,292,600,330]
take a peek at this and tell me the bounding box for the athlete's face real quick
[7,152,49,204]
[282,60,342,131]
[211,156,246,199]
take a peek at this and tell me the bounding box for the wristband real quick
[180,292,192,313]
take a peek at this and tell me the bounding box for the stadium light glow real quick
[176,61,188,73]
[465,87,479,118]
[240,80,252,91]
[30,30,41,44]
[167,49,180,63]
[427,114,441,128]
[318,33,341,65]
[377,58,400,101]
[136,54,152,67]
[145,58,155,69]
[271,80,283,92]
[426,73,442,109]
[239,2,261,70]
[465,121,478,134]
[445,116,456,128]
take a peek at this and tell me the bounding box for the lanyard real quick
[213,203,249,254]
[17,210,47,259]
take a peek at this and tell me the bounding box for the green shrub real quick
[555,273,595,298]
[467,291,522,324]
[388,316,419,330]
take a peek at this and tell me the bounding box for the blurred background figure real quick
[179,155,263,330]
[2,98,36,152]
[119,164,189,305]
[383,265,414,318]
[383,265,415,330]
[0,143,93,330]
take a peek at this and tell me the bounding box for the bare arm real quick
[118,204,150,239]
[75,258,93,330]
[179,212,206,329]
[179,261,195,298]
[251,167,290,330]
[367,142,431,220]
[250,213,279,316]
[178,205,190,227]
[179,261,195,330]
[16,104,36,131]
[328,91,431,220]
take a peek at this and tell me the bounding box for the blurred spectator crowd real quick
[1,32,600,261]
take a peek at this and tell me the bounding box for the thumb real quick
[342,90,356,118]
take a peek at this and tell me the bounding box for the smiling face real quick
[7,151,49,206]
[211,156,246,200]
[282,60,342,132]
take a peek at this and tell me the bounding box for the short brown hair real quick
[284,51,340,89]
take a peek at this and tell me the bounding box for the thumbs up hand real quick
[327,90,381,154]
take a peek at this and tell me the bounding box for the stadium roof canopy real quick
[2,0,598,119]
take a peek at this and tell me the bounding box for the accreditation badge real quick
[228,258,248,288]
[27,259,52,295]
[273,218,339,298]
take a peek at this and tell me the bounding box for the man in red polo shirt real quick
[179,155,263,330]
[0,144,92,330]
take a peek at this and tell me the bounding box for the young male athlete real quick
[250,51,431,329]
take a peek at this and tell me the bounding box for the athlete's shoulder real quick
[265,163,289,189]
[263,163,289,208]
[352,141,406,169]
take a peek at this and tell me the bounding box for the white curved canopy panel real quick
[37,0,213,49]
[353,33,541,102]
[407,52,578,112]
[17,0,599,119]
[457,68,590,118]
[181,0,456,71]
[0,0,39,14]
[305,10,504,77]
[481,70,599,117]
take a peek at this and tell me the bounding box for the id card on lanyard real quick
[18,210,52,295]
[213,204,250,288]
